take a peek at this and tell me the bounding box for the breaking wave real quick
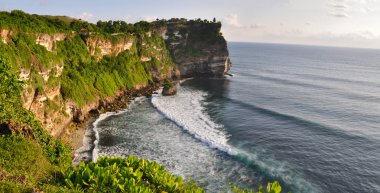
[151,86,235,155]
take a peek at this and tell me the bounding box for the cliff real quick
[0,11,230,139]
[156,19,232,77]
[1,30,178,138]
[0,11,284,193]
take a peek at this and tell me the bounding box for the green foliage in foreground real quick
[65,156,284,193]
[0,57,70,165]
[0,56,72,192]
[231,181,282,193]
[65,156,204,193]
[0,136,76,193]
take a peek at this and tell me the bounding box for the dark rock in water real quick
[145,89,154,98]
[162,84,177,96]
[225,72,233,77]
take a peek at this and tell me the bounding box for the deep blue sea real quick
[81,42,380,193]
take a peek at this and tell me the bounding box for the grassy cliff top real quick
[0,10,222,35]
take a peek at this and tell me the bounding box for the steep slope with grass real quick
[0,57,71,192]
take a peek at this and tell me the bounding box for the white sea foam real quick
[151,86,235,155]
[91,111,126,162]
[151,85,319,192]
[179,77,193,84]
[72,96,146,164]
[92,96,147,162]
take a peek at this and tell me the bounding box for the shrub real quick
[64,156,204,193]
[231,181,282,193]
[0,136,73,192]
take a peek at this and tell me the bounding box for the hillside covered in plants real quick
[0,10,179,137]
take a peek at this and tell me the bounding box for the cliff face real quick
[0,29,13,44]
[85,35,134,59]
[157,21,232,77]
[35,33,68,51]
[1,18,230,138]
[1,30,178,137]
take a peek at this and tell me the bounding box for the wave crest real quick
[151,87,234,155]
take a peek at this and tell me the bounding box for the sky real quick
[1,0,380,49]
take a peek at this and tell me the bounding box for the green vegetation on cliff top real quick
[0,10,176,107]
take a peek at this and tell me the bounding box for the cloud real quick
[142,16,159,22]
[328,0,350,18]
[313,30,380,48]
[327,0,379,18]
[223,14,242,27]
[79,12,94,22]
[329,12,350,18]
[223,14,264,30]
[249,24,265,29]
[357,0,378,13]
[331,4,347,9]
[263,28,380,48]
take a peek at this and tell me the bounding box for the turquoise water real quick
[86,43,380,193]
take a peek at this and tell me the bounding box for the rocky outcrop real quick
[140,56,151,62]
[35,33,67,51]
[19,68,30,81]
[158,20,232,78]
[13,29,181,138]
[151,66,180,83]
[162,85,177,96]
[85,36,134,59]
[176,55,231,78]
[0,29,13,44]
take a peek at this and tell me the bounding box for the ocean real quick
[76,42,380,193]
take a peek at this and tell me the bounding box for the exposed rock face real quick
[19,68,30,81]
[15,32,179,137]
[35,33,67,51]
[150,66,180,83]
[0,29,13,44]
[85,36,134,59]
[158,21,232,78]
[140,56,151,62]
